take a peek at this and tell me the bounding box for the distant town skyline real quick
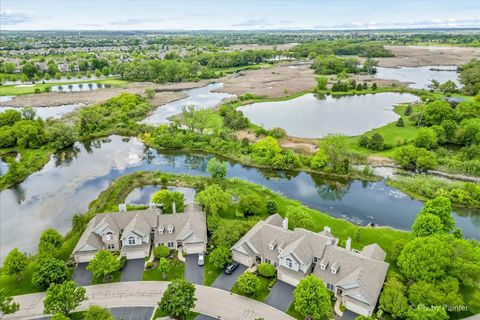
[1,0,479,31]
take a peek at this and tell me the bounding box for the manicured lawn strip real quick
[142,256,185,281]
[91,270,121,285]
[153,308,198,320]
[286,303,303,320]
[0,78,129,96]
[203,255,222,286]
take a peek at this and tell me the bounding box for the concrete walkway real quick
[6,281,295,320]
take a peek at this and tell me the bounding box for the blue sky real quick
[1,0,479,30]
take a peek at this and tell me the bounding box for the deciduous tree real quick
[158,279,196,320]
[293,274,331,320]
[43,281,86,316]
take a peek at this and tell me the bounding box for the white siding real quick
[279,254,300,271]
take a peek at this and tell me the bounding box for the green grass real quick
[0,231,81,296]
[287,303,303,320]
[203,255,222,286]
[91,270,121,285]
[0,78,129,96]
[142,255,185,281]
[153,308,199,320]
[231,274,271,302]
[215,63,272,75]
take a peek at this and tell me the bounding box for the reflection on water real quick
[238,93,418,138]
[141,83,234,125]
[0,103,83,119]
[375,66,460,89]
[1,135,479,261]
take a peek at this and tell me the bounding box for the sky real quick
[1,0,479,31]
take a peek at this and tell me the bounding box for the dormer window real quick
[167,224,174,234]
[106,232,113,241]
[268,240,277,250]
[128,236,135,245]
[330,262,339,274]
[159,225,164,234]
[285,257,293,269]
[320,258,328,270]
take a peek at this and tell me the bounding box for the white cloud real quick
[0,9,35,25]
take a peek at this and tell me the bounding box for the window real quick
[167,241,174,248]
[128,236,135,245]
[265,258,271,264]
[313,257,318,263]
[107,244,114,250]
[327,283,334,290]
[106,232,113,241]
[285,258,293,269]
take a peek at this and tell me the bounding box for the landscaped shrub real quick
[154,245,170,259]
[257,263,276,278]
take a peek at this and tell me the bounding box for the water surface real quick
[238,93,418,138]
[50,83,107,92]
[142,83,234,125]
[1,136,478,261]
[375,66,460,89]
[0,104,83,119]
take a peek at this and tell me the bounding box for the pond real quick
[0,103,83,119]
[50,83,109,92]
[375,66,460,89]
[238,93,419,138]
[141,83,234,125]
[1,135,478,261]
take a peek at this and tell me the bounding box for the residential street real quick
[6,281,295,320]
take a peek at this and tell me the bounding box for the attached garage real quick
[125,250,147,260]
[232,250,254,267]
[184,242,206,254]
[344,297,372,316]
[75,253,96,263]
[277,271,301,286]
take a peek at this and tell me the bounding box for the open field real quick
[377,45,480,67]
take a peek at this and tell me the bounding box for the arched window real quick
[286,258,293,269]
[128,236,135,245]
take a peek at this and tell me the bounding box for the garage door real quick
[233,251,253,267]
[278,272,300,286]
[345,299,370,316]
[184,243,205,254]
[76,254,95,263]
[125,250,146,260]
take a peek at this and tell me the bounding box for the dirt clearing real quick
[377,45,480,67]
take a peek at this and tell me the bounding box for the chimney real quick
[346,237,351,251]
[282,217,288,230]
[119,204,127,212]
[172,202,176,214]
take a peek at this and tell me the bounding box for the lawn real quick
[142,255,185,281]
[287,303,303,320]
[0,78,129,96]
[152,308,199,320]
[91,270,121,285]
[203,255,222,286]
[231,274,271,302]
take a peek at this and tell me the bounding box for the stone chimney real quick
[118,203,127,212]
[346,237,351,251]
[282,217,289,230]
[172,202,176,214]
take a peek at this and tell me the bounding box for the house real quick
[231,214,389,317]
[72,204,207,263]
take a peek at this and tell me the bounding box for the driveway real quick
[8,281,295,320]
[121,259,145,282]
[185,254,204,285]
[341,310,359,320]
[72,263,92,286]
[110,307,154,320]
[211,264,247,291]
[265,280,295,312]
[195,315,217,320]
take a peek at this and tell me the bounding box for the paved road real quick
[6,281,294,320]
[211,265,247,291]
[121,259,145,282]
[265,280,295,312]
[110,306,154,320]
[185,254,204,285]
[72,263,92,286]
